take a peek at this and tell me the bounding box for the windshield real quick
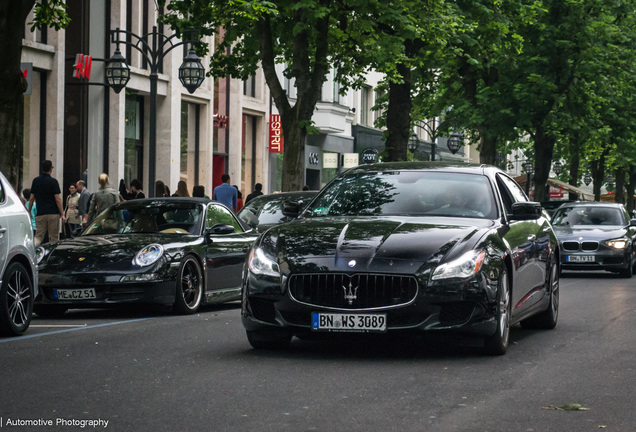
[305,171,497,219]
[83,202,203,235]
[552,206,626,226]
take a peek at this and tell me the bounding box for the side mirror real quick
[281,200,301,218]
[210,224,236,235]
[629,219,636,227]
[508,202,542,221]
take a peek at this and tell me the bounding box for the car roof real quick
[558,201,625,209]
[347,161,493,175]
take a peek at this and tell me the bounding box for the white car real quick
[0,171,38,336]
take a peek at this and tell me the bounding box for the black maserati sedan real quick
[34,198,257,316]
[241,162,560,355]
[551,202,636,277]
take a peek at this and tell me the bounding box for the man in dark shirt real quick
[129,179,146,199]
[29,160,64,246]
[76,180,91,226]
[245,183,264,205]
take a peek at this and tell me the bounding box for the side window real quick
[498,174,528,203]
[206,204,243,233]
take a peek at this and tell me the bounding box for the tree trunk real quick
[532,125,554,202]
[590,156,606,201]
[478,132,497,165]
[384,63,411,162]
[567,136,580,200]
[0,1,34,189]
[626,168,636,213]
[615,168,625,203]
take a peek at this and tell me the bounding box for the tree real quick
[0,1,68,188]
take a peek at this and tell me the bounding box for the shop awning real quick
[513,176,595,201]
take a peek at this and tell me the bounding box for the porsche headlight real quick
[134,244,164,267]
[605,239,627,249]
[248,247,280,278]
[432,250,486,280]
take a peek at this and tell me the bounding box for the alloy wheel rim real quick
[7,269,30,328]
[181,260,201,308]
[500,272,510,343]
[551,262,559,319]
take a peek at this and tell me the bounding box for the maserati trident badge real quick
[343,281,358,305]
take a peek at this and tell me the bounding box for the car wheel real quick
[246,329,292,349]
[484,266,510,356]
[619,252,633,278]
[173,256,203,315]
[33,304,68,318]
[0,262,33,336]
[521,258,559,330]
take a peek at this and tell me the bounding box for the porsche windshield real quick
[305,171,497,219]
[83,202,203,235]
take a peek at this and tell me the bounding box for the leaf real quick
[541,404,590,411]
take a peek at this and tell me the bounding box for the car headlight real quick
[35,246,46,264]
[134,244,164,267]
[605,239,627,249]
[248,247,281,278]
[432,250,485,280]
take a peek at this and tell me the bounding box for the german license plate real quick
[566,255,595,263]
[54,288,96,300]
[312,312,387,332]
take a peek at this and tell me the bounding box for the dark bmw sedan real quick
[551,202,636,277]
[34,198,257,316]
[241,162,560,355]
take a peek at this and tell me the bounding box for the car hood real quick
[263,216,494,274]
[552,225,628,241]
[40,233,199,273]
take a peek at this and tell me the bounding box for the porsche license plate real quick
[54,288,96,300]
[566,255,595,263]
[312,312,387,332]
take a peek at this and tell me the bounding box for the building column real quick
[45,25,65,187]
[228,77,243,188]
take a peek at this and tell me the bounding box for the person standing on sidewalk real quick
[29,160,64,246]
[87,173,121,225]
[76,180,91,227]
[65,184,82,235]
[213,174,237,211]
[245,183,263,205]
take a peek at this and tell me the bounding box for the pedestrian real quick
[245,183,263,205]
[65,184,82,236]
[87,173,121,225]
[129,179,145,199]
[173,180,190,197]
[22,188,36,236]
[213,174,237,211]
[156,180,168,197]
[28,160,65,246]
[303,185,310,191]
[192,185,205,198]
[119,179,131,200]
[76,180,91,227]
[165,185,171,197]
[234,185,244,212]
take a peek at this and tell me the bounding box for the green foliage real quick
[30,0,70,31]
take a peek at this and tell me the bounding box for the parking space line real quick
[0,317,159,343]
[30,325,88,327]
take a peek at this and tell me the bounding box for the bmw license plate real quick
[54,288,96,300]
[566,255,595,263]
[312,312,387,332]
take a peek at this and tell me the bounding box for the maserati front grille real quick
[288,273,418,309]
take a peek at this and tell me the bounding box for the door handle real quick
[528,234,536,242]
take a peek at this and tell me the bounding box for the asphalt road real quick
[1,271,635,432]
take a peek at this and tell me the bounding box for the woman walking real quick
[65,184,82,236]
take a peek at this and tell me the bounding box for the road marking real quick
[0,317,160,343]
[30,324,88,327]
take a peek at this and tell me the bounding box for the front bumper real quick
[560,249,630,272]
[241,270,499,338]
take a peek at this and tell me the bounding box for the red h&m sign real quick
[269,114,284,153]
[73,54,93,80]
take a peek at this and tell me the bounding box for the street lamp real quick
[583,173,592,186]
[106,26,205,197]
[606,173,614,185]
[413,115,460,161]
[408,133,419,153]
[447,131,462,155]
[553,161,563,176]
[523,160,534,196]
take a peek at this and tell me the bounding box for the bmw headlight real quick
[432,250,486,280]
[248,247,280,278]
[605,239,627,249]
[134,244,164,267]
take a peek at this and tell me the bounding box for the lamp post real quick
[408,133,419,159]
[414,116,461,161]
[105,26,205,197]
[583,173,592,186]
[606,173,614,185]
[523,160,534,196]
[553,161,562,176]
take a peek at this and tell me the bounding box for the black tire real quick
[246,329,292,349]
[520,258,559,330]
[33,304,68,318]
[173,256,203,315]
[0,262,34,336]
[619,252,633,278]
[484,266,511,356]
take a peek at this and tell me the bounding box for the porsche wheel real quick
[484,267,510,356]
[173,256,203,315]
[0,262,33,336]
[521,258,559,330]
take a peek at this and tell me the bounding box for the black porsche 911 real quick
[241,162,560,355]
[34,198,257,316]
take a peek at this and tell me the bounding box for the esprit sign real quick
[269,114,284,153]
[73,54,93,80]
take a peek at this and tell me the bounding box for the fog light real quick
[120,274,160,282]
